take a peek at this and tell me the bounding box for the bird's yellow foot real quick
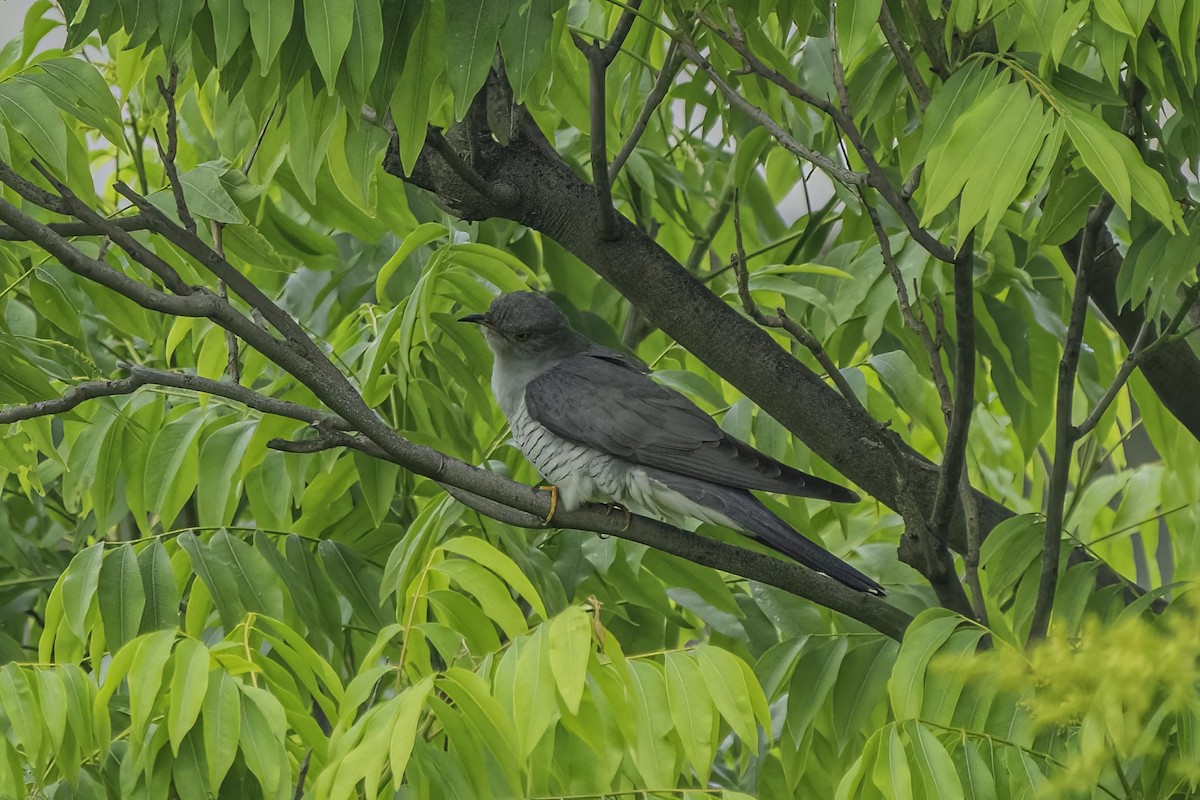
[606,503,632,532]
[538,485,559,525]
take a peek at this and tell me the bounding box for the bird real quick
[460,292,884,595]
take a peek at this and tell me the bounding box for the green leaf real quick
[499,0,553,103]
[30,268,82,339]
[197,421,257,528]
[204,671,241,791]
[168,637,211,754]
[246,0,294,69]
[390,2,444,175]
[445,0,508,118]
[438,535,547,618]
[664,651,716,778]
[210,0,250,65]
[626,659,674,786]
[319,539,389,630]
[1093,0,1136,35]
[370,0,423,108]
[19,57,124,144]
[923,80,1030,219]
[888,609,963,719]
[390,676,435,788]
[138,539,180,633]
[60,542,104,641]
[1063,110,1132,215]
[352,449,399,527]
[547,606,590,714]
[786,635,850,742]
[0,665,41,766]
[375,222,449,303]
[179,164,247,224]
[159,0,205,60]
[143,408,205,528]
[128,629,176,733]
[837,0,884,67]
[178,532,249,630]
[208,529,285,619]
[238,685,287,799]
[433,558,528,638]
[0,82,67,173]
[304,0,355,90]
[118,0,158,46]
[98,543,145,651]
[694,644,765,751]
[344,0,384,98]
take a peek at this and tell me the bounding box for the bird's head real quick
[459,292,587,367]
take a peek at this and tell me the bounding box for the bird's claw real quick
[538,485,559,525]
[606,503,632,532]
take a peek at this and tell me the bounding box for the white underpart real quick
[503,393,736,530]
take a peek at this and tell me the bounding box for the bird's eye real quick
[513,330,531,342]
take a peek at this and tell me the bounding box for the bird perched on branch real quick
[461,292,883,595]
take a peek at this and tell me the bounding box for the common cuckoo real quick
[461,292,883,595]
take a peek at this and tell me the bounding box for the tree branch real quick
[676,40,868,187]
[0,365,350,428]
[929,234,977,537]
[878,3,932,108]
[0,214,151,241]
[154,65,196,236]
[1031,196,1115,641]
[271,429,913,639]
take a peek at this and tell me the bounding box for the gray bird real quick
[460,292,883,595]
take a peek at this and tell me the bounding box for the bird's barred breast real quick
[507,398,622,510]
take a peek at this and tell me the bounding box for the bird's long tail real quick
[652,471,885,595]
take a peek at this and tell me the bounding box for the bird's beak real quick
[458,313,488,326]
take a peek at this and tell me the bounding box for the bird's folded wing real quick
[525,353,858,502]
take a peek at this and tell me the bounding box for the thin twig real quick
[609,39,680,181]
[677,39,867,187]
[0,364,350,427]
[210,221,241,383]
[1074,318,1151,438]
[571,0,642,238]
[0,215,151,241]
[155,65,196,235]
[861,194,953,414]
[1030,196,1115,641]
[424,126,515,208]
[877,3,932,108]
[729,199,868,415]
[15,160,193,296]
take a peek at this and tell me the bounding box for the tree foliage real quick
[0,0,1198,797]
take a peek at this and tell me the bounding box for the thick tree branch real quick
[1031,197,1115,641]
[929,235,977,537]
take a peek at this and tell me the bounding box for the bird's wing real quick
[525,352,858,501]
